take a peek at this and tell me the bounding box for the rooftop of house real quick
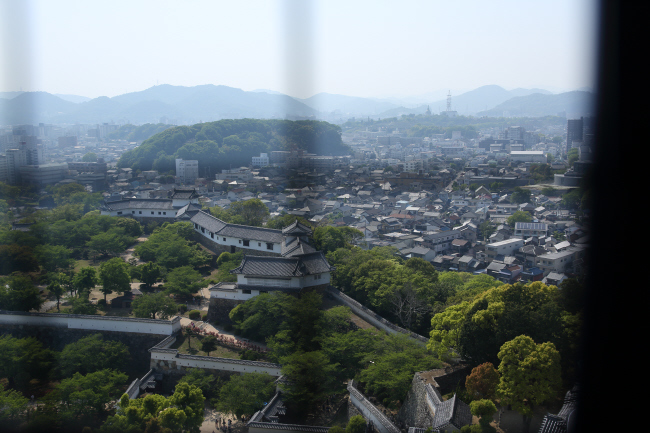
[231,252,334,277]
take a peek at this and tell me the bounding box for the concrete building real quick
[175,158,199,184]
[513,222,549,238]
[485,238,525,262]
[509,151,546,163]
[252,153,269,167]
[18,163,67,187]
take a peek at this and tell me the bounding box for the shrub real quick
[201,313,208,321]
[178,304,188,314]
[241,350,262,361]
[223,323,233,332]
[188,310,201,320]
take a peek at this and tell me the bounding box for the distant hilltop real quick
[0,84,593,126]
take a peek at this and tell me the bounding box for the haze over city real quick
[1,0,598,100]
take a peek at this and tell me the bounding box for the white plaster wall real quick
[150,350,282,376]
[101,209,173,218]
[0,313,178,335]
[210,290,257,301]
[0,313,69,327]
[194,226,279,253]
[69,317,176,335]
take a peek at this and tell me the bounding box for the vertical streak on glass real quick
[1,0,35,122]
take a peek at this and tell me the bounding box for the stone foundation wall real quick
[207,297,244,324]
[398,373,435,428]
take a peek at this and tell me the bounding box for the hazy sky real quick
[0,0,598,100]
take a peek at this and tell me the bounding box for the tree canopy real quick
[497,335,561,432]
[117,119,350,172]
[56,334,131,378]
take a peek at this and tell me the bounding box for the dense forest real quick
[117,119,351,173]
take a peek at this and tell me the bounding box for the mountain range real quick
[0,84,593,126]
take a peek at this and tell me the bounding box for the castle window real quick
[243,240,250,247]
[242,289,251,294]
[266,243,273,250]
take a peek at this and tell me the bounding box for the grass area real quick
[169,333,241,359]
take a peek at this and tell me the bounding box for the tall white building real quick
[175,158,199,184]
[252,153,269,167]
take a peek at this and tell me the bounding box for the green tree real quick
[497,335,561,433]
[47,278,65,312]
[506,210,532,228]
[510,187,531,204]
[73,266,98,297]
[346,415,366,433]
[201,335,218,356]
[567,148,579,166]
[560,189,582,210]
[458,282,564,367]
[0,382,29,424]
[99,258,131,304]
[70,296,98,315]
[55,369,128,418]
[0,274,43,312]
[228,198,270,226]
[265,214,312,230]
[0,335,54,389]
[313,226,363,254]
[34,244,73,272]
[115,217,143,237]
[166,382,205,432]
[139,262,162,289]
[164,266,204,298]
[285,291,324,352]
[321,329,381,387]
[427,301,469,360]
[358,334,442,407]
[479,221,496,240]
[86,230,131,258]
[56,334,131,378]
[178,369,222,402]
[132,292,178,319]
[229,292,293,342]
[216,373,275,418]
[280,351,338,419]
[469,399,498,430]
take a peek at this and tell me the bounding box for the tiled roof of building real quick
[218,223,284,243]
[281,238,317,257]
[281,220,313,236]
[190,211,228,233]
[171,188,199,199]
[175,203,203,219]
[515,222,548,230]
[190,210,283,243]
[231,252,333,277]
[431,394,473,430]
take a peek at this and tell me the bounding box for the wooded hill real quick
[117,119,351,173]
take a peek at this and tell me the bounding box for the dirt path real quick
[175,316,268,350]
